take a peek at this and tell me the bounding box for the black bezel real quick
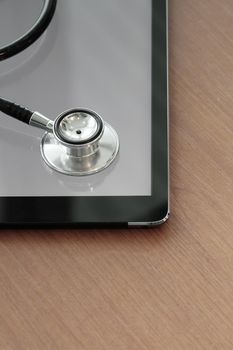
[0,0,169,226]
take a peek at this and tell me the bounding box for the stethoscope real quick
[0,0,119,176]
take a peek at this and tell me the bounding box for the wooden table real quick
[0,1,233,349]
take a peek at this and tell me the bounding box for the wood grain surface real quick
[0,1,233,349]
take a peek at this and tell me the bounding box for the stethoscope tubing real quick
[0,0,57,61]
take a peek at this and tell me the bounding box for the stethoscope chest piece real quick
[41,109,119,175]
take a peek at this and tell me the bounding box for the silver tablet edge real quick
[128,0,170,228]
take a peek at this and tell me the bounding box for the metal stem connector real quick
[29,111,54,132]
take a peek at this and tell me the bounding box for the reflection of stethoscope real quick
[0,0,120,175]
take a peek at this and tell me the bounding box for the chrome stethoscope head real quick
[40,108,119,176]
[0,97,119,176]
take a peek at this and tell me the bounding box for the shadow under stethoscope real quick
[0,125,118,194]
[42,156,118,194]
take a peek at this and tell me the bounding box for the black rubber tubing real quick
[0,0,57,61]
[0,97,33,124]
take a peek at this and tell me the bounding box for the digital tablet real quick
[0,0,169,227]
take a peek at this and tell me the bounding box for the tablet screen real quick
[0,0,152,196]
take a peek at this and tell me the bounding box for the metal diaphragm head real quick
[40,108,119,176]
[54,110,103,145]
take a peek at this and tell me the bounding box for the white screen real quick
[0,0,152,196]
